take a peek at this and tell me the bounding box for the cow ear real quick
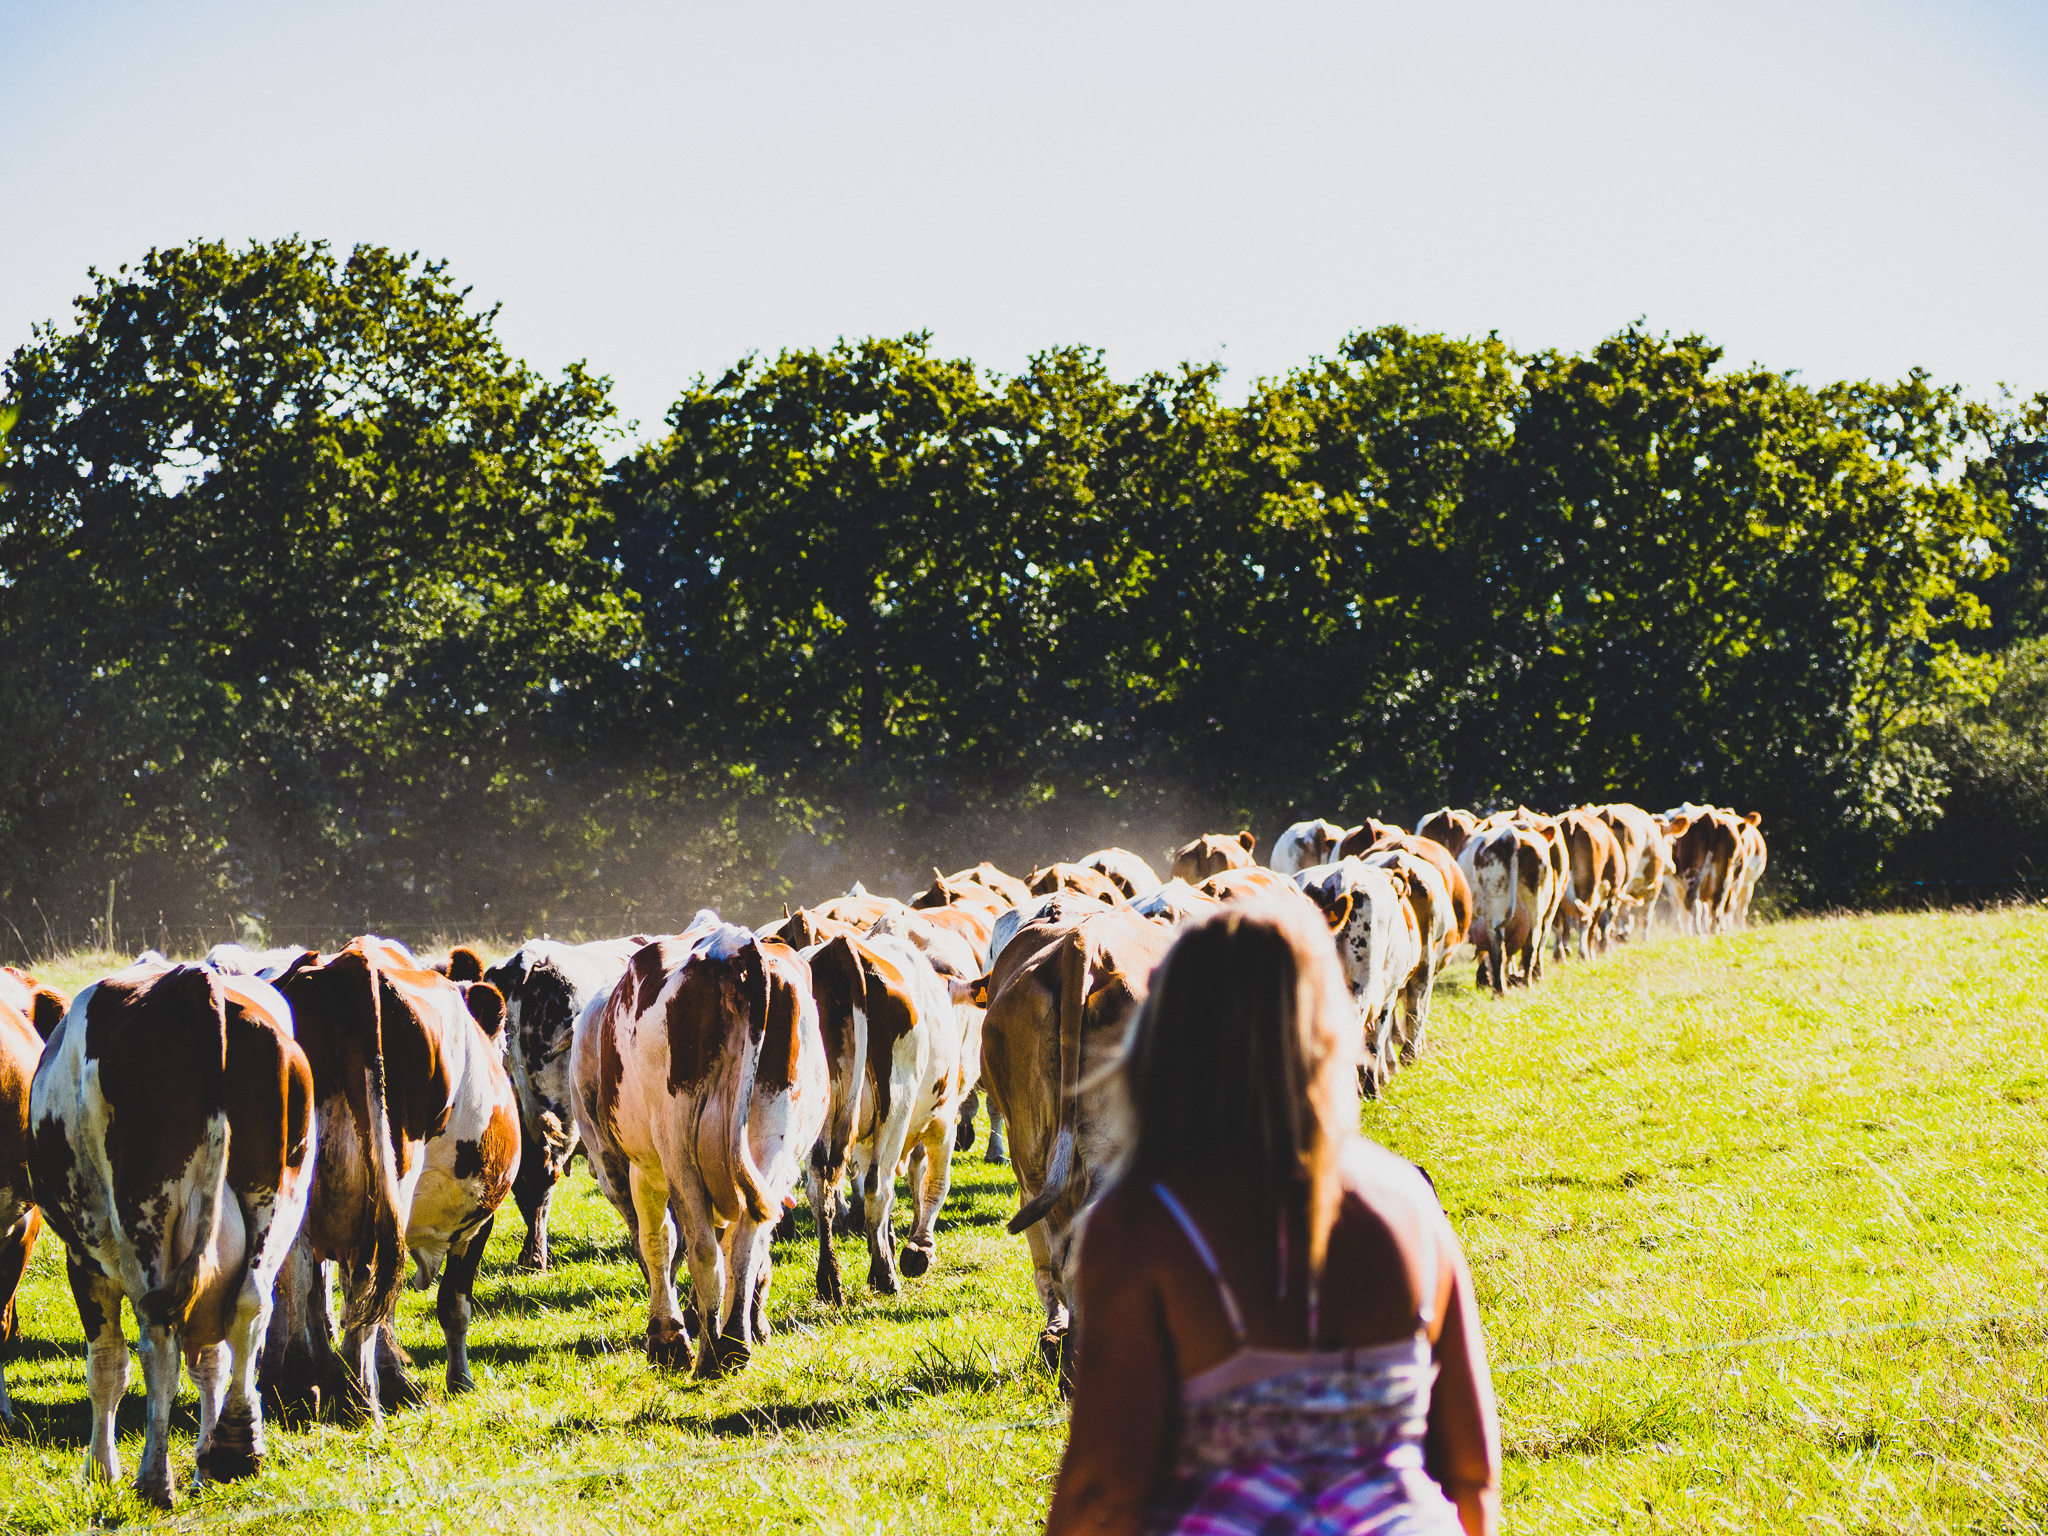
[31,986,68,1041]
[1667,815,1691,835]
[969,974,993,1009]
[1744,812,1761,827]
[1237,831,1258,851]
[1324,893,1354,933]
[464,981,506,1038]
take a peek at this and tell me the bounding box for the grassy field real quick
[4,906,2046,1532]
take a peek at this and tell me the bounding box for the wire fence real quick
[85,1302,2048,1536]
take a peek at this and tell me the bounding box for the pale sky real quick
[3,0,2043,438]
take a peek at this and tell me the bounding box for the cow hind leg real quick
[715,1219,771,1371]
[808,1166,844,1306]
[1023,1220,1068,1370]
[259,1236,334,1418]
[900,1119,955,1280]
[862,1158,901,1296]
[206,1274,274,1484]
[437,1213,496,1395]
[628,1168,691,1372]
[374,1317,421,1411]
[681,1220,733,1379]
[186,1339,228,1478]
[134,1312,183,1508]
[511,1138,555,1272]
[70,1262,129,1486]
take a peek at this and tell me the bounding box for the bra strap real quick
[1151,1183,1248,1344]
[1415,1205,1439,1333]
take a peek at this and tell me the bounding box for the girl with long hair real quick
[1045,899,1501,1536]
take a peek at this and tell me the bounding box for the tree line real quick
[2,238,2043,950]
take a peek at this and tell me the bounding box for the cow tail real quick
[146,969,233,1330]
[817,939,866,1182]
[729,942,774,1224]
[348,959,407,1330]
[1007,932,1088,1236]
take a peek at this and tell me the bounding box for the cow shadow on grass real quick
[4,1384,214,1454]
[470,1279,642,1313]
[7,1334,84,1363]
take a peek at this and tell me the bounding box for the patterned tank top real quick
[1144,1182,1462,1536]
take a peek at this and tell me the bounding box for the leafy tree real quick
[0,238,636,938]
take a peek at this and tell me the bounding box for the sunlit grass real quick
[2,906,2044,1531]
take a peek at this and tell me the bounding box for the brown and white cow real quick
[1268,819,1354,876]
[1169,831,1259,883]
[911,869,1013,920]
[801,927,971,1303]
[1195,865,1302,904]
[1128,878,1223,925]
[1026,862,1129,905]
[30,962,315,1506]
[1460,821,1558,993]
[1076,847,1163,899]
[1341,826,1474,950]
[1728,815,1768,927]
[977,904,1174,1386]
[938,862,1034,910]
[1596,803,1677,942]
[1360,847,1452,1065]
[1554,807,1626,960]
[481,937,648,1271]
[1292,860,1422,1095]
[1414,808,1480,858]
[572,920,827,1376]
[1662,804,1748,934]
[0,967,65,1429]
[264,938,518,1415]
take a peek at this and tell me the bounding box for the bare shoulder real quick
[1333,1137,1448,1253]
[1338,1137,1440,1209]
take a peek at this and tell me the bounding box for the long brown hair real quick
[1116,898,1358,1301]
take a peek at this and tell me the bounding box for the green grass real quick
[5,907,2047,1532]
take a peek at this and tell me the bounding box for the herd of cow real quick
[0,799,1762,1508]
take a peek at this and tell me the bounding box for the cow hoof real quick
[954,1117,976,1153]
[984,1139,1008,1166]
[899,1243,932,1279]
[696,1337,749,1378]
[646,1324,694,1372]
[379,1369,424,1411]
[205,1442,262,1483]
[773,1209,800,1243]
[138,1471,175,1510]
[447,1369,477,1396]
[1037,1325,1066,1373]
[868,1260,899,1296]
[513,1247,547,1274]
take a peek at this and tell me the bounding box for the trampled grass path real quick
[5,907,2045,1532]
